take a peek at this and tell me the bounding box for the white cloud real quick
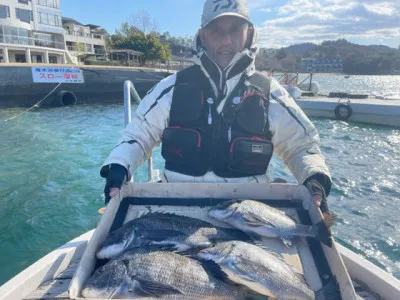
[260,8,272,13]
[363,2,396,15]
[247,0,275,10]
[250,0,400,48]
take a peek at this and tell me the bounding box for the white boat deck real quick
[296,95,400,127]
[1,183,399,300]
[21,257,379,300]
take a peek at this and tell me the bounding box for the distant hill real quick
[257,39,400,75]
[285,43,317,54]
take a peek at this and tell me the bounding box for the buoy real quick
[56,91,77,106]
[334,103,353,121]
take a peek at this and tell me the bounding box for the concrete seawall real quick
[0,64,171,108]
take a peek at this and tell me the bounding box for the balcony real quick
[65,30,104,40]
[0,34,65,50]
[67,46,106,56]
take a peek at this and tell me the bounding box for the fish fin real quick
[141,211,188,219]
[186,233,213,248]
[198,259,230,282]
[281,237,294,247]
[244,222,265,228]
[142,229,183,241]
[294,271,308,285]
[179,247,203,257]
[136,279,184,297]
[231,262,259,282]
[243,211,277,228]
[311,220,333,248]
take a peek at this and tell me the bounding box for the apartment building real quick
[298,57,343,73]
[0,0,70,63]
[0,0,108,65]
[62,17,107,64]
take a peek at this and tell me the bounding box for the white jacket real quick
[102,37,331,185]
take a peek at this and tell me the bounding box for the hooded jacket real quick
[101,30,331,190]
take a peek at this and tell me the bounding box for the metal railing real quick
[0,34,65,49]
[124,80,157,182]
[65,31,104,40]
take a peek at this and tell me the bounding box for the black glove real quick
[304,174,331,214]
[100,164,128,204]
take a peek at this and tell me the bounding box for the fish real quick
[83,247,259,299]
[198,241,316,300]
[208,200,334,247]
[96,212,252,259]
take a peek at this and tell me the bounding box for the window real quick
[19,0,29,4]
[37,0,59,9]
[16,8,33,24]
[15,54,27,63]
[0,5,10,19]
[49,55,57,63]
[38,12,61,26]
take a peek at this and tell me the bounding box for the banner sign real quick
[31,67,84,83]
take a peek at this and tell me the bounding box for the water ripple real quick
[0,102,399,285]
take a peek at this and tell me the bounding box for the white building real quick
[0,0,71,63]
[62,17,107,64]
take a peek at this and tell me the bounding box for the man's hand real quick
[103,164,128,204]
[108,187,120,199]
[311,194,322,207]
[304,178,331,216]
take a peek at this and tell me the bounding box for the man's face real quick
[200,16,249,69]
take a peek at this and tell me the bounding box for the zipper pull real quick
[207,98,214,125]
[228,126,232,143]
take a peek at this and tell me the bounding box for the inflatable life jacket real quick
[161,65,274,178]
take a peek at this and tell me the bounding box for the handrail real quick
[123,80,155,182]
[298,73,314,91]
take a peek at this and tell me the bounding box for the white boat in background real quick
[296,96,400,127]
[275,72,400,128]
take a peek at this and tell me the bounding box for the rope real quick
[3,82,63,122]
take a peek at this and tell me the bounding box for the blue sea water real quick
[0,75,399,286]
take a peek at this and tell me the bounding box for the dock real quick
[296,96,400,128]
[0,63,171,108]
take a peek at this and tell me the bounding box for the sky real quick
[61,0,400,49]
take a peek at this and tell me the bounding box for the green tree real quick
[111,28,171,65]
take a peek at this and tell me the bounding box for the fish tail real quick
[311,220,333,248]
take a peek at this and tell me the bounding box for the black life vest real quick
[161,65,274,178]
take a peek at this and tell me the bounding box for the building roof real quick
[85,24,101,29]
[109,49,144,56]
[62,17,83,26]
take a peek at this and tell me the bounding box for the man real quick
[100,0,332,214]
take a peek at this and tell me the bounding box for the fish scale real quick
[209,200,333,247]
[97,212,252,259]
[199,241,315,300]
[82,248,251,299]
